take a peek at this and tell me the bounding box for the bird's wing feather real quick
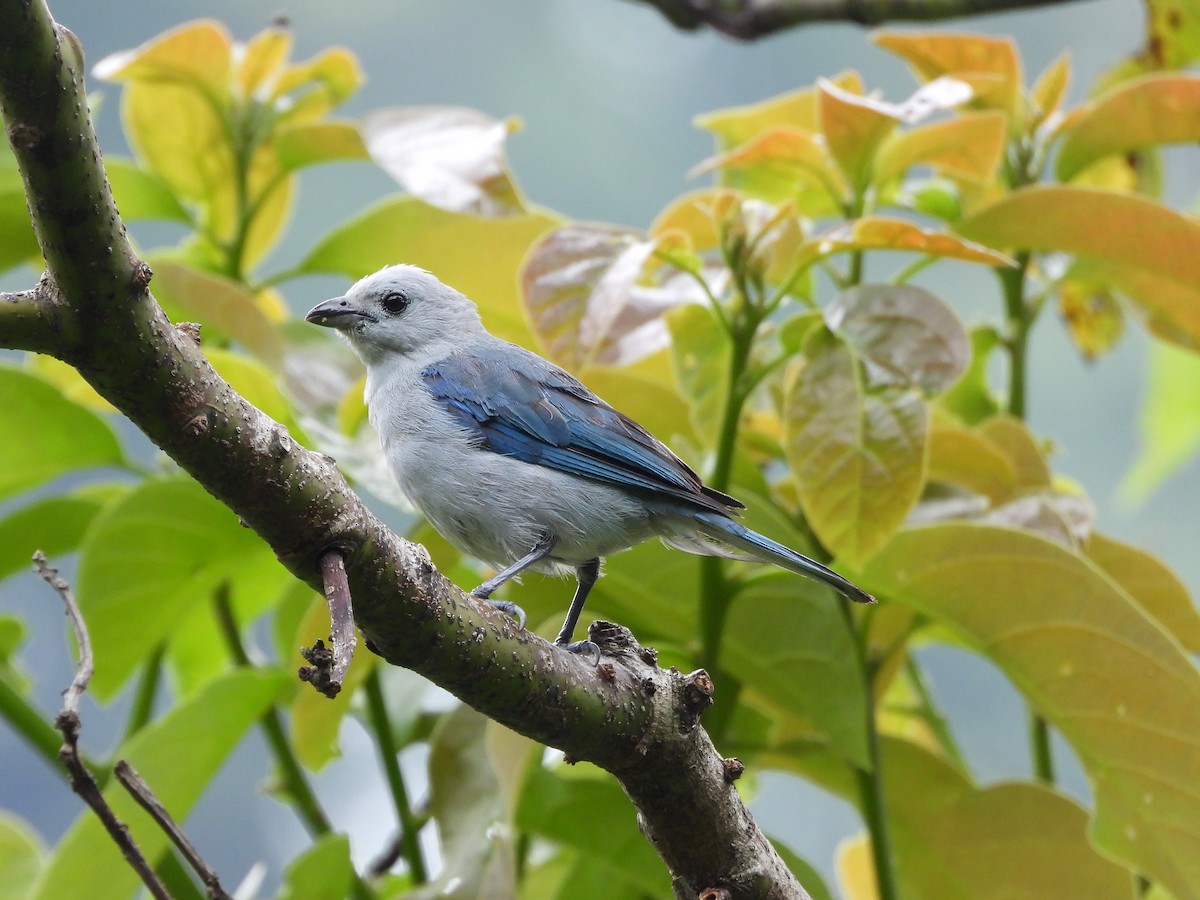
[422,346,742,513]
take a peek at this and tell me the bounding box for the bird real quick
[306,265,874,661]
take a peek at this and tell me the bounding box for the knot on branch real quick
[722,757,745,784]
[131,260,153,289]
[299,639,340,698]
[679,669,715,730]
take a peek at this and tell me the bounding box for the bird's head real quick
[305,265,484,364]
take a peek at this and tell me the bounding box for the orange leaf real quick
[874,111,1007,184]
[873,31,1022,115]
[798,216,1014,270]
[958,186,1200,295]
[689,126,844,203]
[818,79,900,187]
[1056,75,1200,181]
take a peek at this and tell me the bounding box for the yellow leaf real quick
[694,71,864,149]
[873,31,1022,114]
[874,111,1007,185]
[977,415,1050,488]
[25,355,114,414]
[649,190,719,244]
[861,525,1200,900]
[928,424,1017,503]
[149,257,284,364]
[94,20,233,96]
[836,834,877,900]
[1087,532,1200,654]
[273,47,363,119]
[237,25,291,97]
[1057,75,1200,181]
[1058,280,1124,360]
[882,737,1134,899]
[785,329,930,566]
[1030,52,1072,126]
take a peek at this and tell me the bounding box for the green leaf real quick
[299,196,558,348]
[784,327,930,566]
[977,414,1051,489]
[1122,341,1200,500]
[362,106,525,216]
[30,668,290,900]
[0,367,124,501]
[818,79,900,188]
[414,705,515,899]
[0,187,40,273]
[667,303,730,443]
[277,833,355,900]
[881,737,1135,899]
[1087,532,1200,655]
[94,20,233,95]
[937,326,1001,424]
[722,573,868,766]
[516,765,665,895]
[77,477,291,698]
[105,157,191,224]
[769,841,834,900]
[0,811,45,900]
[1056,75,1200,181]
[859,523,1200,900]
[0,490,118,581]
[274,120,368,172]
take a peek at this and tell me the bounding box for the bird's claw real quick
[485,598,526,629]
[559,638,601,666]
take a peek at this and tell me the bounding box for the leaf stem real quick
[363,668,428,883]
[213,589,330,837]
[841,601,899,900]
[119,644,163,747]
[0,673,65,775]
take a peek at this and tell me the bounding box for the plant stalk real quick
[363,668,428,883]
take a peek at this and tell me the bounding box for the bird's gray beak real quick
[305,296,372,329]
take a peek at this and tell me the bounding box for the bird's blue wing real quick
[422,346,741,513]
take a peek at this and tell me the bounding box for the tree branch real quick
[34,551,172,900]
[114,760,234,900]
[1,2,807,894]
[627,0,1088,39]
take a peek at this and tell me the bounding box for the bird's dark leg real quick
[470,534,555,629]
[555,559,601,664]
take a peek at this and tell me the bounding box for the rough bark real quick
[629,0,1088,39]
[0,1,809,896]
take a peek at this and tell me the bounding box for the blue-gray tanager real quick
[306,265,873,659]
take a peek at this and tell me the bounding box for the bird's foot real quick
[481,597,526,629]
[557,638,601,666]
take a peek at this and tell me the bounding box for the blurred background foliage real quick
[2,1,1200,898]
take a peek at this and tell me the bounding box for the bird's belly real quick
[394,442,657,568]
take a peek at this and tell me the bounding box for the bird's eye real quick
[381,290,409,315]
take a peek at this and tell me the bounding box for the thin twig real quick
[115,760,233,900]
[34,551,171,900]
[301,550,357,698]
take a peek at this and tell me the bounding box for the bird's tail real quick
[690,512,875,604]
